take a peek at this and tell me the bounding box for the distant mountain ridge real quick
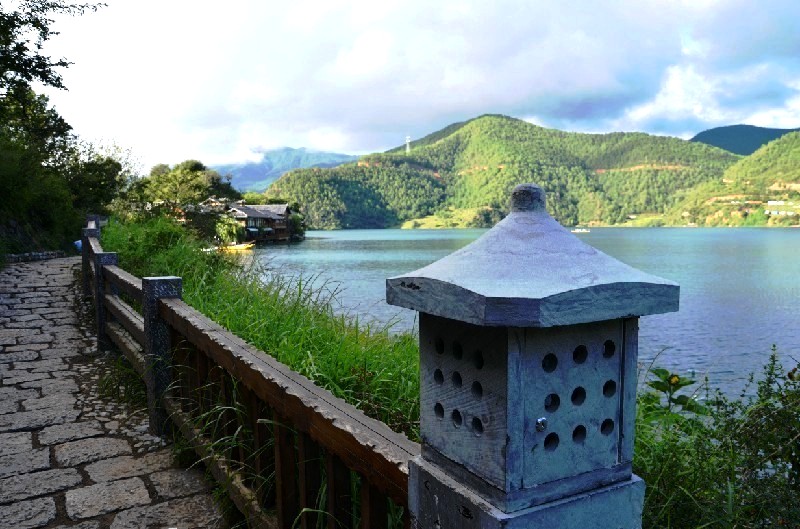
[691,124,800,155]
[213,147,358,192]
[266,114,743,229]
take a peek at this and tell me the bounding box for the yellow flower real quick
[668,374,680,386]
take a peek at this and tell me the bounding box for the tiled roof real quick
[249,204,289,216]
[229,206,277,219]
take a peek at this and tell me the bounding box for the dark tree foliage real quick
[0,128,80,252]
[0,86,71,160]
[63,145,122,214]
[267,164,445,229]
[0,1,119,255]
[0,0,101,98]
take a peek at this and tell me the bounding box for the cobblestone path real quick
[0,257,225,529]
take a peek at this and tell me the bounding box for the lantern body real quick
[419,314,639,513]
[388,184,678,527]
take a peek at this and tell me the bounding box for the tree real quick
[136,160,241,207]
[0,0,110,255]
[63,140,124,214]
[1,0,101,99]
[215,215,240,244]
[0,87,71,160]
[149,163,170,177]
[242,191,267,204]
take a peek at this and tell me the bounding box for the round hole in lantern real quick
[544,432,559,451]
[572,425,587,444]
[472,417,484,436]
[573,345,588,364]
[544,393,560,412]
[603,340,616,358]
[433,369,444,384]
[571,386,586,406]
[451,371,462,388]
[603,380,617,397]
[601,418,615,435]
[434,403,444,419]
[471,381,483,399]
[542,353,558,373]
[452,409,463,428]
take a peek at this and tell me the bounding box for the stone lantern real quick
[387,184,679,528]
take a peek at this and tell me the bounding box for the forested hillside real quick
[672,132,800,226]
[267,164,446,229]
[266,115,741,228]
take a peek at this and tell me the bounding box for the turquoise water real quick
[254,228,800,394]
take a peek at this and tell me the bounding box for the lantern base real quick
[409,457,645,529]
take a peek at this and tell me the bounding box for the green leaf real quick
[651,368,670,380]
[672,395,691,405]
[647,380,670,393]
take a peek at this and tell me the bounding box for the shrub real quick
[636,348,800,528]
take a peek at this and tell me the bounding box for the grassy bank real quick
[100,215,420,439]
[101,215,799,528]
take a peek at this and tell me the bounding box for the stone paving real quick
[0,257,225,529]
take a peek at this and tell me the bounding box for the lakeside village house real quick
[199,197,296,242]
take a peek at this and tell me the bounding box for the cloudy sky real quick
[42,0,800,171]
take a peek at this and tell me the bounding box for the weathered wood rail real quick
[81,219,419,529]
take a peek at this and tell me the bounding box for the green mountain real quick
[267,115,743,229]
[691,124,800,156]
[213,147,358,192]
[673,131,800,226]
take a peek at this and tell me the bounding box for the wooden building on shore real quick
[228,203,294,242]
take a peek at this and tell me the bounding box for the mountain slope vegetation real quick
[267,164,446,229]
[691,124,800,156]
[266,115,745,228]
[672,132,800,226]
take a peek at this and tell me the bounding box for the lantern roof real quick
[386,184,679,327]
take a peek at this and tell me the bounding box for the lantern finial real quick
[510,183,545,212]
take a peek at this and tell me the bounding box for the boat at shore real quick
[571,228,591,233]
[220,242,255,251]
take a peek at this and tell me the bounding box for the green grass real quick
[98,356,148,408]
[100,215,420,439]
[101,214,800,528]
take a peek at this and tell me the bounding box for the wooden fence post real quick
[82,226,100,297]
[93,251,118,352]
[142,276,182,436]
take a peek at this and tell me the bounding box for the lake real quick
[252,228,800,395]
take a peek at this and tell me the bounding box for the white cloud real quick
[619,65,726,131]
[38,0,800,170]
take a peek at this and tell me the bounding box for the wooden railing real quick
[81,219,419,529]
